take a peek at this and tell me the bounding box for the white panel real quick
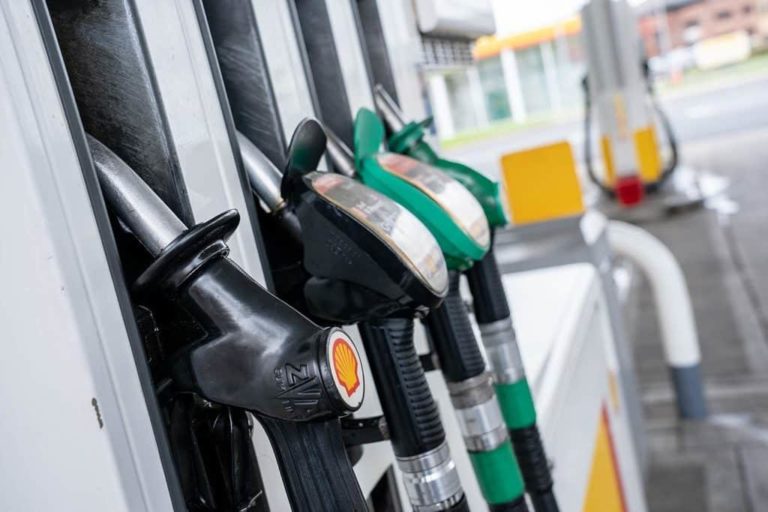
[326,0,375,114]
[133,0,266,282]
[251,0,317,141]
[374,0,428,120]
[0,2,172,510]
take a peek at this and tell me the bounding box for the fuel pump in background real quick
[580,0,678,207]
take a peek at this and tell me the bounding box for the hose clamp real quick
[447,373,508,451]
[479,318,526,384]
[397,442,464,511]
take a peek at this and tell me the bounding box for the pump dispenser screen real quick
[308,172,448,295]
[375,153,491,249]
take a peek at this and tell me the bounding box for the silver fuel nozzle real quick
[324,129,357,178]
[87,135,187,257]
[373,84,407,133]
[236,131,286,213]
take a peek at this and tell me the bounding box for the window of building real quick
[743,4,753,14]
[716,10,733,20]
[477,56,512,122]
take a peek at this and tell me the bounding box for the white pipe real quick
[607,220,701,368]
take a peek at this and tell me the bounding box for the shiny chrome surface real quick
[454,398,508,452]
[479,318,527,384]
[237,131,285,212]
[374,84,407,133]
[397,442,464,511]
[87,135,186,257]
[324,128,357,178]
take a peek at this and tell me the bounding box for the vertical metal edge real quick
[29,1,186,509]
[192,0,275,292]
[350,0,399,103]
[290,0,356,147]
[124,0,196,225]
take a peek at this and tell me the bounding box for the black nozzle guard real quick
[134,209,361,421]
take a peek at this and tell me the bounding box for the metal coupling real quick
[397,442,464,512]
[479,318,526,384]
[448,373,509,452]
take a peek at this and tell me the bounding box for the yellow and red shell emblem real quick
[332,338,360,397]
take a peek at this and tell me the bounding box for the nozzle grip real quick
[424,272,486,382]
[260,417,367,511]
[358,317,445,457]
[466,247,511,325]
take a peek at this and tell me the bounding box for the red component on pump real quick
[615,176,645,207]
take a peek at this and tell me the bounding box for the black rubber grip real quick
[490,496,530,512]
[424,271,486,382]
[450,495,471,512]
[358,316,445,457]
[259,417,368,511]
[466,246,511,324]
[510,425,559,512]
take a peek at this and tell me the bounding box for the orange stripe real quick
[474,17,582,60]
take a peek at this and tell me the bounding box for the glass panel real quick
[517,46,551,115]
[445,70,480,132]
[477,56,512,121]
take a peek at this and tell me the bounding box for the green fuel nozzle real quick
[373,85,509,228]
[338,107,491,271]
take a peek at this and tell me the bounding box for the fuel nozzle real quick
[87,135,368,510]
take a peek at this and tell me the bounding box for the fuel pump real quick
[324,110,532,511]
[87,136,369,511]
[238,119,471,512]
[580,0,679,207]
[357,97,560,512]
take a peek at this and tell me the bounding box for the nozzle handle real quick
[357,317,445,457]
[260,417,368,511]
[424,271,486,382]
[466,247,511,325]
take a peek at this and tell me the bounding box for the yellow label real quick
[500,141,584,225]
[634,126,661,183]
[583,406,626,512]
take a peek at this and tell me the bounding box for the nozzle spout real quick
[373,84,407,133]
[236,132,286,212]
[87,135,187,257]
[324,128,357,178]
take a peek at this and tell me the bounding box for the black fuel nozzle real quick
[240,120,469,511]
[87,135,368,511]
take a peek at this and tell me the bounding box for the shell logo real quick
[327,331,364,409]
[333,339,360,396]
